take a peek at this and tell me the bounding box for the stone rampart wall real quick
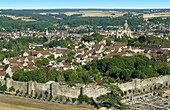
[2,75,170,98]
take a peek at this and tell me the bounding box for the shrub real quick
[72,98,76,103]
[16,90,20,94]
[44,91,48,97]
[38,93,42,99]
[49,95,53,101]
[78,94,89,104]
[4,73,10,80]
[60,97,63,102]
[0,85,7,91]
[34,92,38,98]
[9,86,15,92]
[78,94,84,104]
[20,91,23,95]
[54,96,58,101]
[66,98,70,103]
[83,95,89,103]
[29,91,33,98]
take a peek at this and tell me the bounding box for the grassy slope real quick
[0,94,96,110]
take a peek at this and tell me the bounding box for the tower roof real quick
[124,20,128,29]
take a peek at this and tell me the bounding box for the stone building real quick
[116,20,132,38]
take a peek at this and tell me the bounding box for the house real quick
[0,71,6,79]
[93,44,104,54]
[75,49,84,56]
[23,51,29,57]
[104,52,126,58]
[37,50,50,58]
[6,66,20,77]
[53,52,63,59]
[167,56,170,63]
[0,65,5,79]
[160,46,170,51]
[128,46,145,53]
[3,58,10,65]
[0,65,5,71]
[63,64,75,71]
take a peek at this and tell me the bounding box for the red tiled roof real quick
[10,66,20,72]
[0,71,6,76]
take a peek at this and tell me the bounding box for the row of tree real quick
[12,67,92,85]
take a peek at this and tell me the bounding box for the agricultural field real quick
[64,11,127,17]
[0,14,36,21]
[143,12,170,20]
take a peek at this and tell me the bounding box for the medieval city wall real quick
[118,75,170,96]
[1,75,170,98]
[0,79,5,85]
[54,84,81,98]
[83,84,108,98]
[34,82,51,94]
[6,79,28,93]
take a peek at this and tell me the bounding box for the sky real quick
[0,0,169,9]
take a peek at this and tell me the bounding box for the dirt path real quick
[0,94,96,110]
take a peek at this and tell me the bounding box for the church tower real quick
[45,28,49,36]
[116,20,133,38]
[124,20,129,30]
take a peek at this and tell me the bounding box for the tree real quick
[138,35,146,43]
[0,85,7,91]
[158,66,170,75]
[121,69,132,81]
[12,70,24,81]
[78,93,89,104]
[96,83,128,109]
[36,58,49,67]
[36,69,47,83]
[106,66,122,80]
[4,73,10,80]
[157,54,167,62]
[79,69,91,84]
[57,73,65,83]
[132,70,142,78]
[106,39,112,46]
[81,35,92,42]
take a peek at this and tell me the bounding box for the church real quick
[116,20,133,38]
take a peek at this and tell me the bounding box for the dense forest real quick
[60,16,145,29]
[0,15,57,32]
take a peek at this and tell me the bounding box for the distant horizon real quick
[0,8,170,10]
[0,0,169,10]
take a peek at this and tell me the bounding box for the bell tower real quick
[124,20,128,30]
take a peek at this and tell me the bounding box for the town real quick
[0,8,170,110]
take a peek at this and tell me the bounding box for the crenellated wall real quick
[83,84,109,98]
[0,79,5,85]
[1,75,170,99]
[6,79,28,93]
[118,75,170,96]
